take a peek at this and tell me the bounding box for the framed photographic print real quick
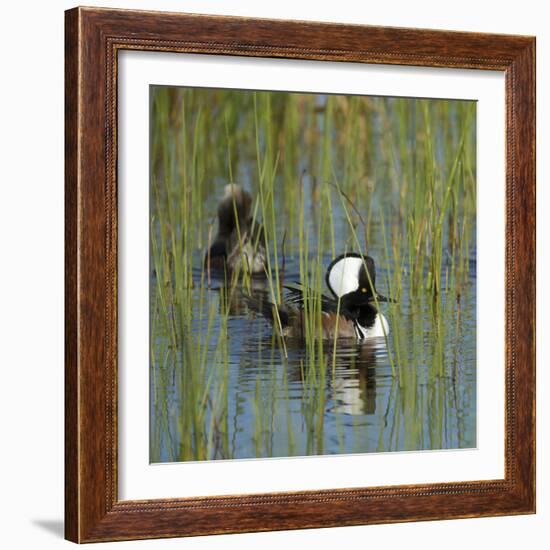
[65,6,536,543]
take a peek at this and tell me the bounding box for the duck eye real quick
[361,287,367,293]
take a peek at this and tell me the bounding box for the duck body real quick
[205,184,267,277]
[278,304,388,340]
[247,253,392,342]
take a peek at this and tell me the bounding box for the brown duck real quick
[205,184,267,277]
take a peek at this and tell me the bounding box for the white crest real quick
[327,256,363,298]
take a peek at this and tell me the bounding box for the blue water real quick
[150,211,476,462]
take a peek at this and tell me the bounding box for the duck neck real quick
[342,301,378,329]
[350,303,378,330]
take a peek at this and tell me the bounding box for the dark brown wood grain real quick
[64,6,536,543]
[64,7,79,543]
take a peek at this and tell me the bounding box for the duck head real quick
[217,184,252,237]
[325,253,392,309]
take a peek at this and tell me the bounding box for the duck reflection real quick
[328,341,381,415]
[239,328,383,418]
[291,339,381,416]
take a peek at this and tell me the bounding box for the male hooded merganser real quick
[247,252,393,341]
[205,184,267,276]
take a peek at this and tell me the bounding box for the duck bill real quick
[370,293,396,304]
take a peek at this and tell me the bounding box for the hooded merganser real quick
[246,252,393,341]
[205,184,267,277]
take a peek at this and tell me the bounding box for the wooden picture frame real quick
[65,6,536,543]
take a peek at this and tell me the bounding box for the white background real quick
[119,53,505,499]
[0,1,546,549]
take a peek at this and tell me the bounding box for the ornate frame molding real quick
[65,7,535,542]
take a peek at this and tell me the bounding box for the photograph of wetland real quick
[150,85,477,463]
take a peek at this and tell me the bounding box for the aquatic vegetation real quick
[149,86,476,462]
